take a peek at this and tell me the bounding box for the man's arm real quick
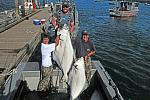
[55,38,59,46]
[84,51,95,62]
[69,13,75,33]
[87,51,95,57]
[70,20,75,33]
[84,41,96,61]
[51,16,57,27]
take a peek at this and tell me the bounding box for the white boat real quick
[145,3,150,6]
[109,1,139,17]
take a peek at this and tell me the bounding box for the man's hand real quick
[84,55,89,62]
[55,35,60,46]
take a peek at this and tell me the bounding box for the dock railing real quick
[0,8,39,33]
[0,28,41,96]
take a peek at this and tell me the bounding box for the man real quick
[74,30,96,83]
[51,2,74,33]
[38,34,58,92]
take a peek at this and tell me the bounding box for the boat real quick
[144,3,150,6]
[109,1,116,5]
[109,1,139,17]
[0,0,124,100]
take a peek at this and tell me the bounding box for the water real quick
[0,0,15,12]
[75,0,150,100]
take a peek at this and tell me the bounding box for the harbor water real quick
[0,0,15,12]
[1,0,150,100]
[75,0,150,100]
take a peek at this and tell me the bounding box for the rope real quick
[0,68,17,77]
[0,68,17,96]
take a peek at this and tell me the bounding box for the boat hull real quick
[109,1,139,17]
[109,10,138,17]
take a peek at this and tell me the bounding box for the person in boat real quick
[74,30,96,83]
[38,34,58,92]
[51,2,75,45]
[51,2,75,33]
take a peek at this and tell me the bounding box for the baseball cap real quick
[82,30,89,35]
[62,2,69,8]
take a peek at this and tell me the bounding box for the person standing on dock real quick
[38,34,58,92]
[74,30,96,83]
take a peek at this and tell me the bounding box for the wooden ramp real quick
[0,8,50,79]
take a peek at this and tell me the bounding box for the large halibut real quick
[53,27,74,82]
[69,57,86,100]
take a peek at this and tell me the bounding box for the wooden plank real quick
[0,8,50,70]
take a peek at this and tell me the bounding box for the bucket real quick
[33,19,41,25]
[41,19,46,24]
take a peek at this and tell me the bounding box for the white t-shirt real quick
[41,43,55,67]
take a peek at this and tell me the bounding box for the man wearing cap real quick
[74,30,96,83]
[51,2,74,33]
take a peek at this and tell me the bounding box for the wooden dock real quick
[0,8,50,75]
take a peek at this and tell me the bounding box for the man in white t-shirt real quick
[38,34,57,92]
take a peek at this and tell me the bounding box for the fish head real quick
[74,57,84,69]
